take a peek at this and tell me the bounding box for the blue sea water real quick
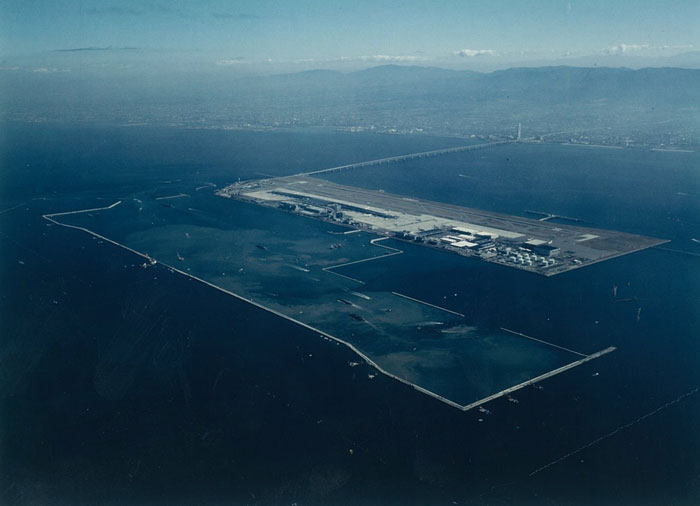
[1,122,699,505]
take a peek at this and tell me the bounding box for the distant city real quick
[3,65,699,150]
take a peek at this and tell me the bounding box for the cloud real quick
[454,48,496,57]
[284,54,427,65]
[86,3,188,18]
[0,65,69,73]
[89,4,263,20]
[356,54,426,62]
[31,67,68,73]
[53,46,140,52]
[212,12,260,20]
[605,43,649,55]
[86,6,144,16]
[603,43,694,56]
[151,3,188,17]
[660,44,694,50]
[216,57,248,66]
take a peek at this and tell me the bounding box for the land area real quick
[218,172,667,276]
[3,65,700,150]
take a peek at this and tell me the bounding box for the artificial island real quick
[217,174,667,276]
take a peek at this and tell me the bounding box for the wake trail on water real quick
[529,386,700,477]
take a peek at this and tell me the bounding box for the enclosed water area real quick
[47,143,637,409]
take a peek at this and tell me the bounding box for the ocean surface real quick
[1,122,699,505]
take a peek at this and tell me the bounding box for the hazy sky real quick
[2,0,699,70]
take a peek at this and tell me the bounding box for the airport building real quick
[524,239,560,257]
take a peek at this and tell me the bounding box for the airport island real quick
[217,174,667,276]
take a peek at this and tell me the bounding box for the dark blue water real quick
[1,123,699,505]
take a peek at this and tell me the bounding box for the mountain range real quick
[2,64,699,140]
